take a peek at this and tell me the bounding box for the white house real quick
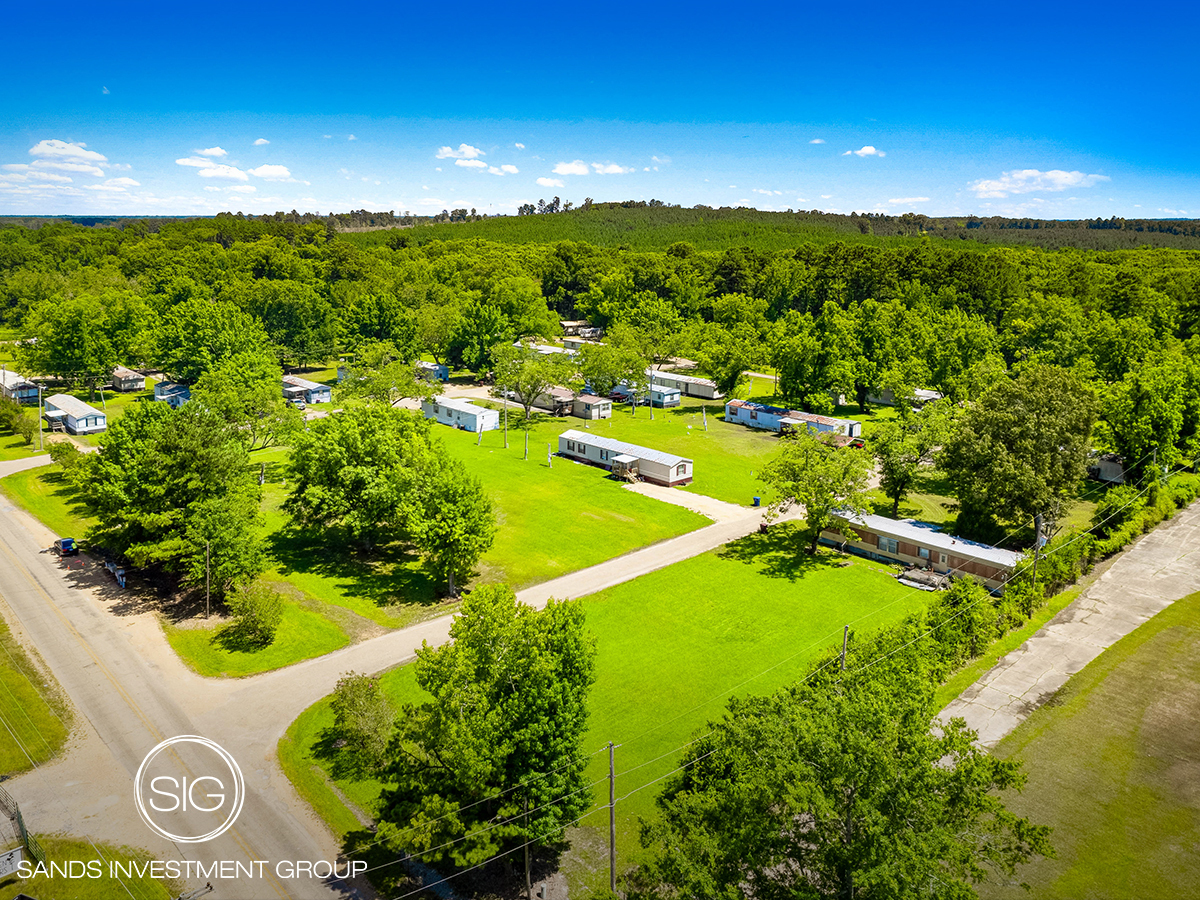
[282,374,332,404]
[651,370,724,400]
[558,429,693,486]
[532,386,575,416]
[44,394,106,435]
[415,360,450,382]
[611,382,682,408]
[820,512,1021,592]
[421,397,501,432]
[724,399,862,437]
[0,369,39,405]
[563,336,603,352]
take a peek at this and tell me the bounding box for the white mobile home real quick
[611,382,682,408]
[44,394,106,435]
[0,369,39,405]
[724,400,862,438]
[415,360,450,382]
[422,397,501,432]
[282,374,332,404]
[111,366,146,392]
[563,336,602,352]
[651,371,724,400]
[558,429,693,486]
[820,512,1021,592]
[532,386,576,416]
[572,394,613,420]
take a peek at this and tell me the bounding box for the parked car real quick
[54,537,78,556]
[288,398,307,410]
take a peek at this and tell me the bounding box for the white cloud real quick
[592,162,634,174]
[515,142,526,149]
[847,146,885,157]
[247,164,292,180]
[31,160,103,176]
[537,177,564,188]
[437,143,485,159]
[204,186,221,192]
[105,176,140,187]
[487,164,518,176]
[102,86,110,95]
[197,165,249,181]
[888,196,930,204]
[195,147,227,157]
[29,139,107,162]
[821,194,833,199]
[809,139,825,144]
[28,172,73,183]
[85,183,131,192]
[553,160,589,175]
[322,134,332,139]
[176,157,214,168]
[228,185,257,193]
[752,188,774,195]
[347,134,357,141]
[253,138,270,146]
[970,169,1110,198]
[1160,207,1188,215]
[455,159,487,169]
[417,197,448,207]
[651,155,670,164]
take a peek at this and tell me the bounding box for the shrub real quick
[329,671,395,775]
[48,439,86,471]
[11,410,35,445]
[225,580,284,646]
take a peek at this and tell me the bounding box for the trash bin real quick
[753,496,761,507]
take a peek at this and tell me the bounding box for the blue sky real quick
[2,1,1197,218]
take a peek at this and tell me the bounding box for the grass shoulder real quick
[0,613,71,775]
[0,836,179,900]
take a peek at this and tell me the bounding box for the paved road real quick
[0,497,353,899]
[0,462,781,898]
[939,501,1200,748]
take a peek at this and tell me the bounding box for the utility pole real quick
[702,404,708,431]
[1031,512,1043,589]
[205,541,211,619]
[608,741,617,895]
[37,384,43,451]
[524,794,532,900]
[524,428,528,460]
[503,386,509,449]
[840,624,849,670]
[547,442,552,469]
[476,421,483,446]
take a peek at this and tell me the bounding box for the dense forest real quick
[1,208,1197,531]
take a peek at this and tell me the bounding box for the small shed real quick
[563,336,603,352]
[111,366,145,392]
[560,320,589,336]
[0,369,39,405]
[415,360,450,382]
[558,429,693,487]
[572,394,613,420]
[153,382,191,409]
[282,374,332,404]
[421,397,501,432]
[44,394,106,435]
[1088,453,1126,485]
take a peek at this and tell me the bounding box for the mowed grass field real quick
[0,836,177,900]
[0,614,70,775]
[280,524,929,895]
[983,591,1200,899]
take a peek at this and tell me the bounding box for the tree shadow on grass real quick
[267,524,440,610]
[717,521,844,582]
[38,469,95,526]
[311,727,381,782]
[212,621,274,654]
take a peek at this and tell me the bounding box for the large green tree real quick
[411,457,496,595]
[637,673,1051,900]
[378,585,596,866]
[759,429,872,552]
[153,296,272,385]
[941,365,1097,533]
[191,346,301,451]
[492,342,577,421]
[872,403,950,517]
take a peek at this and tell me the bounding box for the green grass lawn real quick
[162,600,350,677]
[281,524,929,894]
[0,429,45,462]
[0,615,71,776]
[0,464,94,539]
[255,427,708,629]
[982,590,1200,899]
[0,836,177,900]
[463,397,785,506]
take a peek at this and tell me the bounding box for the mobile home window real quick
[939,553,947,565]
[877,536,899,555]
[918,547,930,560]
[677,464,687,475]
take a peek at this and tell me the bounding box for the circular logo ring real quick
[135,735,245,844]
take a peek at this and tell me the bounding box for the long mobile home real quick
[558,429,693,486]
[724,399,862,438]
[421,397,501,432]
[44,394,106,435]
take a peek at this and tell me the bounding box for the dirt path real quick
[939,501,1200,748]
